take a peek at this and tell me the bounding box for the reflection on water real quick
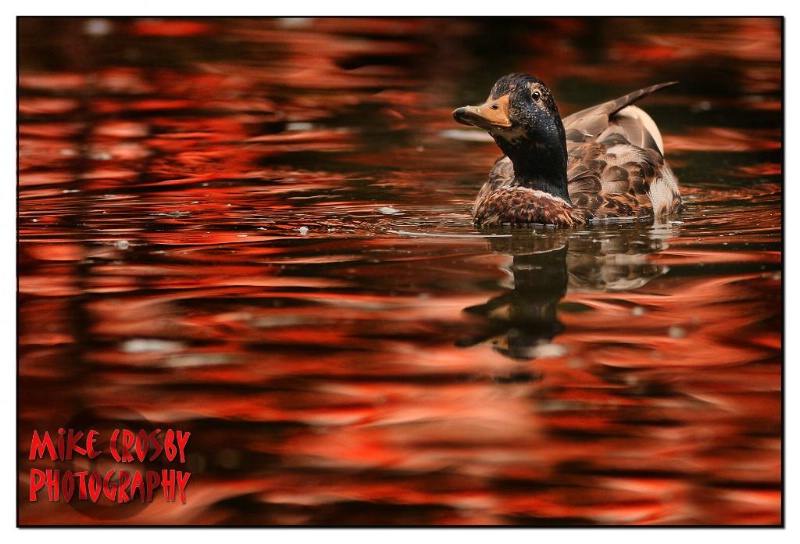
[18,17,781,526]
[459,225,672,361]
[460,243,570,362]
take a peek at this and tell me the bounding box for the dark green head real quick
[453,73,570,201]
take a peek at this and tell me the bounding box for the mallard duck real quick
[453,73,682,227]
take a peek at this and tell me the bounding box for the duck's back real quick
[563,84,682,220]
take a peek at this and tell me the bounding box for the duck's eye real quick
[531,90,541,102]
[490,104,499,110]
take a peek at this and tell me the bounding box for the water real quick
[18,17,781,525]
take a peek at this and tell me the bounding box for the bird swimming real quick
[452,73,682,227]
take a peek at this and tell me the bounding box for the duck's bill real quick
[452,95,513,130]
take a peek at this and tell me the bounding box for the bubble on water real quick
[377,206,401,215]
[114,240,130,250]
[298,226,309,235]
[631,306,646,317]
[121,338,183,353]
[533,343,568,358]
[286,122,315,131]
[668,326,687,339]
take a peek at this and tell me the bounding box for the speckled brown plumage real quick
[473,185,583,227]
[453,74,682,228]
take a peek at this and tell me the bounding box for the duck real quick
[452,73,682,227]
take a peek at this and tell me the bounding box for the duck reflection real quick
[459,224,674,360]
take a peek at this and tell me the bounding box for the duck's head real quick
[452,73,567,159]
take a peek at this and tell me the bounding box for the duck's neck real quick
[495,134,572,204]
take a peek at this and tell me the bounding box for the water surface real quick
[18,17,782,526]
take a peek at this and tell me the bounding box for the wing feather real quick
[564,82,679,219]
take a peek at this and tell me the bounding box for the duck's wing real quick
[563,82,677,155]
[564,82,681,219]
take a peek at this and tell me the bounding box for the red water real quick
[18,17,781,526]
